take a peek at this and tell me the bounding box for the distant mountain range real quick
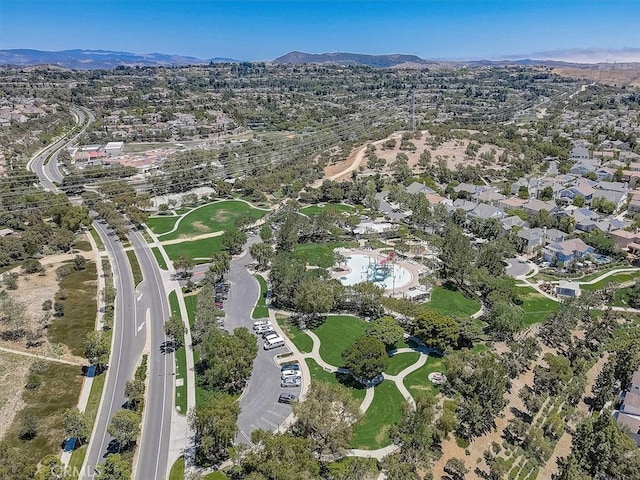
[0,49,238,69]
[1,48,639,70]
[272,51,431,68]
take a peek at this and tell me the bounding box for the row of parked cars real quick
[278,362,301,404]
[253,320,285,350]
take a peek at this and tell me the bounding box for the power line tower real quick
[408,89,416,131]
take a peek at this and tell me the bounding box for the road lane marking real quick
[137,322,145,333]
[137,293,144,301]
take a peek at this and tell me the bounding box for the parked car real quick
[278,393,297,404]
[215,301,223,309]
[281,369,302,380]
[280,362,300,371]
[254,324,272,334]
[281,377,301,388]
[261,330,277,339]
[253,320,271,330]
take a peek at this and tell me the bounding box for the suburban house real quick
[467,203,505,221]
[517,227,545,251]
[405,182,436,196]
[609,229,640,251]
[558,180,595,203]
[616,369,640,446]
[498,197,527,211]
[500,215,528,231]
[570,146,590,159]
[591,189,628,211]
[569,159,599,176]
[523,199,557,216]
[542,238,594,265]
[473,190,507,206]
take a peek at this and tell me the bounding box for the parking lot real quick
[222,240,301,445]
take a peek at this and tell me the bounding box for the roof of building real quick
[547,238,592,254]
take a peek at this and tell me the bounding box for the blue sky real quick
[1,1,638,60]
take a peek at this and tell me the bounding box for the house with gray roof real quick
[473,190,506,206]
[467,203,505,221]
[517,227,545,251]
[406,182,436,196]
[523,199,557,216]
[500,215,528,231]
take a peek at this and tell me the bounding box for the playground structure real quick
[335,249,415,292]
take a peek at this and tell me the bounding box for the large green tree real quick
[413,309,460,352]
[366,316,405,350]
[342,335,388,380]
[189,394,240,466]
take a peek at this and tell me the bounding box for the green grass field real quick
[152,247,168,270]
[403,356,444,398]
[350,380,405,449]
[252,275,269,319]
[73,239,92,252]
[300,203,355,217]
[49,262,98,356]
[169,291,188,414]
[89,226,105,251]
[276,315,313,354]
[146,215,179,235]
[4,362,83,468]
[293,241,359,268]
[385,352,421,376]
[581,272,640,291]
[304,358,366,403]
[151,200,266,240]
[314,315,368,367]
[163,236,223,262]
[421,284,481,318]
[519,288,560,324]
[126,250,143,286]
[169,456,185,480]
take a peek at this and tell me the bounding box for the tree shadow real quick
[335,371,366,392]
[160,340,176,354]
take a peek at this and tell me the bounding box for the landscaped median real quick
[169,291,188,414]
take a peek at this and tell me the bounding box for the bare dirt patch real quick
[191,221,211,233]
[0,351,32,439]
[553,66,640,87]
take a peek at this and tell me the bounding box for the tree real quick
[439,228,474,288]
[342,335,388,381]
[292,381,361,456]
[249,242,273,270]
[269,252,306,308]
[294,277,334,321]
[189,394,240,466]
[0,294,29,340]
[259,224,273,242]
[208,251,231,281]
[21,258,43,274]
[486,302,524,340]
[124,378,145,412]
[54,301,64,317]
[572,195,585,207]
[63,407,89,444]
[366,316,405,350]
[164,314,185,348]
[73,254,87,271]
[517,185,530,199]
[107,409,140,451]
[534,353,573,396]
[540,186,554,201]
[173,254,195,277]
[221,225,247,255]
[35,454,68,480]
[413,309,460,352]
[591,358,617,410]
[95,454,130,480]
[84,331,110,370]
[444,458,468,480]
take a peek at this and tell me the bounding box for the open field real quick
[149,200,266,240]
[146,215,179,235]
[385,351,420,376]
[49,262,98,356]
[519,288,560,324]
[314,315,369,367]
[304,358,366,403]
[163,236,223,262]
[4,361,82,468]
[300,203,356,217]
[581,272,640,291]
[0,352,33,439]
[403,356,445,398]
[350,380,405,449]
[423,284,481,318]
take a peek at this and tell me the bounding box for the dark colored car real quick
[280,362,300,371]
[278,393,297,404]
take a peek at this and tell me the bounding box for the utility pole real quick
[408,89,415,131]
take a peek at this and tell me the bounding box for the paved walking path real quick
[270,318,431,460]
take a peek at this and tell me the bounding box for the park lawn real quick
[252,275,269,319]
[204,473,228,480]
[301,203,355,217]
[67,370,107,477]
[4,362,83,468]
[89,226,105,251]
[73,239,92,252]
[126,250,143,286]
[403,356,445,398]
[276,315,313,354]
[581,272,640,291]
[293,241,358,268]
[519,288,560,325]
[385,352,421,376]
[314,315,369,367]
[163,236,223,263]
[422,284,481,318]
[146,215,180,236]
[152,247,168,270]
[157,200,266,241]
[169,456,185,480]
[169,292,188,415]
[49,261,98,356]
[350,380,405,449]
[304,358,366,403]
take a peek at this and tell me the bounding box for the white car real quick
[253,321,271,330]
[281,377,301,388]
[263,333,279,342]
[281,369,302,380]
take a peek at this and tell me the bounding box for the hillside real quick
[273,50,432,68]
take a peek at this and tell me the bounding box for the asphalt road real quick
[129,229,173,480]
[81,222,146,478]
[376,191,409,220]
[228,238,299,445]
[505,258,530,278]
